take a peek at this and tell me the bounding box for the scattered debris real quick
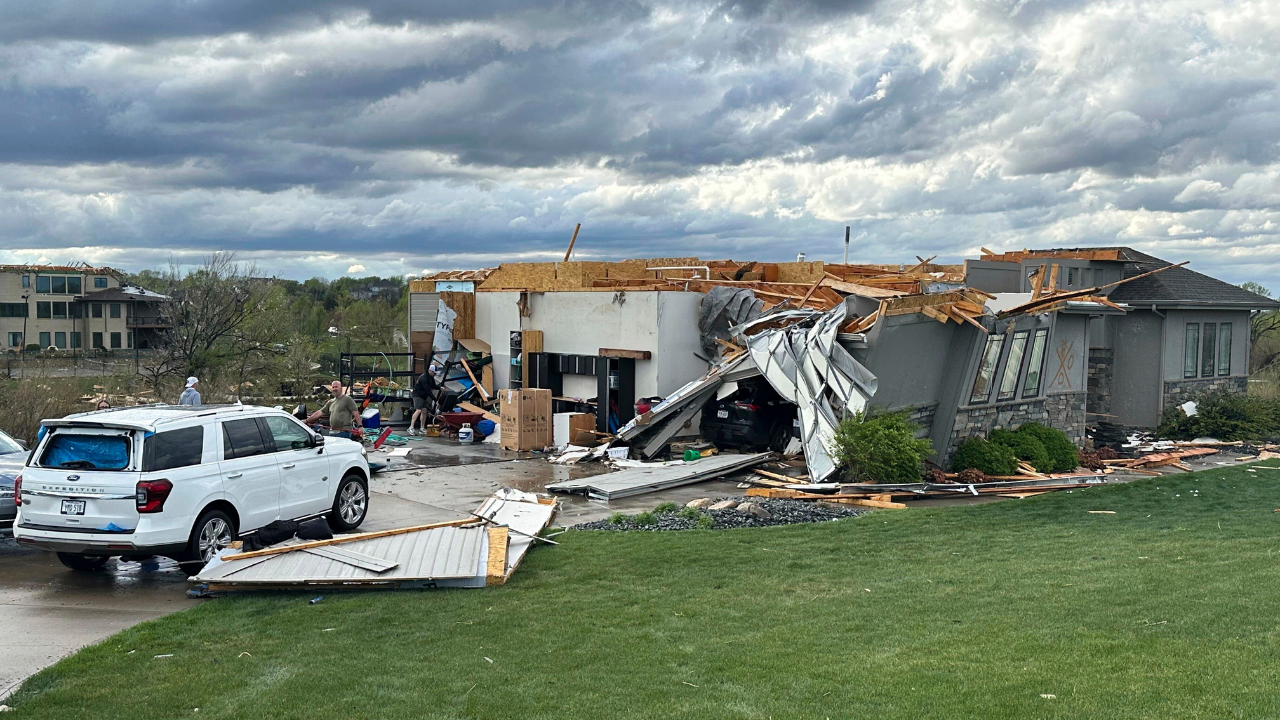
[191,489,556,591]
[573,497,864,531]
[547,452,773,500]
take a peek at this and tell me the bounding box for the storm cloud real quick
[0,0,1278,286]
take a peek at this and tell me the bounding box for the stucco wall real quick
[1111,310,1164,428]
[474,289,707,399]
[1160,309,1250,383]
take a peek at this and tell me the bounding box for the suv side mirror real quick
[312,434,325,448]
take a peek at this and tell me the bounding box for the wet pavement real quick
[0,435,1247,698]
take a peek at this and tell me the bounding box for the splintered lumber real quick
[458,402,500,424]
[744,488,905,508]
[998,261,1189,318]
[753,469,809,485]
[563,223,582,262]
[460,358,490,401]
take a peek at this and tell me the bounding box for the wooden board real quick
[486,526,509,586]
[599,348,652,360]
[458,401,500,423]
[439,291,476,340]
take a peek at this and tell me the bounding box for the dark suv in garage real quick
[699,378,796,452]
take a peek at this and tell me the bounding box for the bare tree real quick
[1242,282,1280,373]
[141,253,272,395]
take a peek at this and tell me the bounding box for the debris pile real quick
[572,497,864,531]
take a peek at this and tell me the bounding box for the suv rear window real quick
[40,433,131,470]
[143,426,205,472]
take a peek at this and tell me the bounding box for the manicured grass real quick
[10,466,1280,719]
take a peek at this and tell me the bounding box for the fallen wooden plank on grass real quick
[1087,510,1117,514]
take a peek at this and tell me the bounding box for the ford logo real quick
[66,474,80,482]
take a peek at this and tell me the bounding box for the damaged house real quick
[409,248,1267,476]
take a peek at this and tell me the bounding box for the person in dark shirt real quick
[408,364,438,435]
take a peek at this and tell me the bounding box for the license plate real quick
[61,500,86,515]
[716,410,729,419]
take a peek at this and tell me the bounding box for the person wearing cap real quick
[179,377,202,406]
[407,363,440,436]
[306,380,359,438]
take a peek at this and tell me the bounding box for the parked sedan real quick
[0,429,27,529]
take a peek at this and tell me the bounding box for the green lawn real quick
[10,466,1280,719]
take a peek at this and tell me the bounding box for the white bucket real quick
[458,423,475,444]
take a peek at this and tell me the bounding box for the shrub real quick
[677,506,702,521]
[695,513,714,530]
[831,410,933,483]
[989,428,1053,473]
[956,467,986,484]
[1156,390,1280,441]
[1015,423,1080,473]
[632,511,656,526]
[653,502,678,515]
[951,436,1018,476]
[607,512,628,525]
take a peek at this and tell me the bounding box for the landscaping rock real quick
[709,499,739,510]
[686,498,713,509]
[573,497,863,532]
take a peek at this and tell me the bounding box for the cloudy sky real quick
[1,0,1278,286]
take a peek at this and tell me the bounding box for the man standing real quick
[307,380,359,439]
[178,377,201,406]
[407,364,439,435]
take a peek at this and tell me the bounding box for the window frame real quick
[38,332,51,348]
[8,332,22,347]
[1021,328,1050,398]
[36,301,51,319]
[110,303,121,319]
[997,330,1031,402]
[51,276,66,294]
[222,418,271,460]
[35,276,50,293]
[1200,322,1217,379]
[70,332,81,349]
[109,332,122,349]
[53,332,66,349]
[52,301,67,319]
[970,334,1007,405]
[21,275,29,288]
[0,303,27,318]
[92,332,104,349]
[92,303,103,319]
[1218,323,1232,376]
[94,276,108,289]
[1183,323,1200,379]
[143,426,206,472]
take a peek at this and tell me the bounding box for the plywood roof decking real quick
[978,249,1124,263]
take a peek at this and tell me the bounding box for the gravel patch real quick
[572,497,865,531]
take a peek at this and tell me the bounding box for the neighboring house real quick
[0,265,167,353]
[965,247,1280,429]
[75,285,170,350]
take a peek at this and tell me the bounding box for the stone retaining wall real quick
[1162,376,1248,412]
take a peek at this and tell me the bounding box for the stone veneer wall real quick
[944,391,1087,465]
[1087,348,1113,417]
[905,403,938,439]
[1162,376,1248,411]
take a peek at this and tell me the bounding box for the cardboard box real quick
[499,388,552,451]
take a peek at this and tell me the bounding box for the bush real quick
[607,512,628,525]
[1156,390,1280,441]
[653,502,678,515]
[695,513,714,530]
[831,411,933,483]
[677,506,702,521]
[951,436,1018,476]
[989,428,1053,473]
[1015,423,1079,473]
[632,511,656,526]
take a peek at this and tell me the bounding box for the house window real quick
[110,303,121,319]
[970,335,1006,404]
[51,277,66,294]
[70,332,81,349]
[38,332,50,348]
[94,276,108,289]
[0,303,26,317]
[110,332,121,349]
[54,332,66,349]
[997,331,1030,401]
[1218,323,1232,376]
[1201,323,1217,378]
[8,332,22,347]
[92,303,103,319]
[52,302,67,319]
[1067,267,1078,287]
[35,276,49,293]
[92,332,103,349]
[67,277,82,295]
[1183,324,1200,378]
[21,275,29,288]
[1022,328,1049,397]
[127,331,134,349]
[36,301,51,319]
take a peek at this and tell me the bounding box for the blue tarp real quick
[42,434,130,470]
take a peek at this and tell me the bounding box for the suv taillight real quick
[734,402,760,411]
[13,474,20,507]
[136,479,172,513]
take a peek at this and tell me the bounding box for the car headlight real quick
[360,446,368,458]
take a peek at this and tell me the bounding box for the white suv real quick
[12,404,370,571]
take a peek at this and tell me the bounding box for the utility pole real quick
[843,226,850,264]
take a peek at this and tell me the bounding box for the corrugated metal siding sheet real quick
[197,526,487,584]
[409,292,440,334]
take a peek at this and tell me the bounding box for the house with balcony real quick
[0,265,168,353]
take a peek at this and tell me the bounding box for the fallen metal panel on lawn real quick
[546,452,774,500]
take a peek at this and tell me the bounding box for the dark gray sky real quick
[0,0,1277,286]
